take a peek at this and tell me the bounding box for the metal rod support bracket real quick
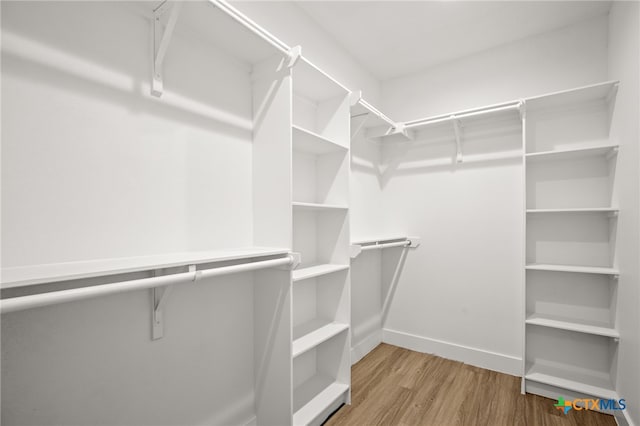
[287,45,302,69]
[407,237,421,248]
[277,252,301,270]
[151,265,190,340]
[518,100,526,120]
[151,0,182,97]
[452,116,463,163]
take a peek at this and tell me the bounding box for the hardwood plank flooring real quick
[325,344,617,426]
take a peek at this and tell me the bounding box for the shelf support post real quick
[151,0,182,97]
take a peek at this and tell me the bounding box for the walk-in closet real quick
[1,1,639,425]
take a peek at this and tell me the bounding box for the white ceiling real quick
[295,1,612,81]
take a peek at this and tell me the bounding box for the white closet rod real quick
[1,254,297,314]
[360,241,411,251]
[404,101,523,129]
[209,0,290,55]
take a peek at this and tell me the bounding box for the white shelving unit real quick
[1,1,303,425]
[290,58,351,425]
[523,80,621,402]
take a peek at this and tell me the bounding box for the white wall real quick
[231,1,381,105]
[376,15,610,374]
[608,2,640,425]
[1,2,263,424]
[382,15,609,121]
[1,2,256,267]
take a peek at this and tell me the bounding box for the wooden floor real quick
[325,344,616,426]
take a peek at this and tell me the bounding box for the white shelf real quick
[526,264,619,276]
[527,207,619,214]
[293,374,349,426]
[351,236,409,246]
[293,57,349,103]
[1,247,290,289]
[525,144,618,163]
[292,319,349,358]
[292,125,347,155]
[292,202,348,212]
[525,362,617,400]
[525,80,619,111]
[526,314,619,338]
[293,264,349,282]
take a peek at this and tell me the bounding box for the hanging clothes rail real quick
[403,101,523,129]
[361,240,411,251]
[350,237,421,259]
[209,0,290,55]
[1,254,299,314]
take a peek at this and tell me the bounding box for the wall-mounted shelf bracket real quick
[151,264,196,340]
[350,245,363,259]
[350,91,370,138]
[151,0,182,97]
[407,237,421,248]
[451,116,463,163]
[519,100,526,120]
[287,45,302,69]
[276,252,302,270]
[351,113,370,139]
[613,274,620,281]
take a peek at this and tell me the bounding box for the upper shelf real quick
[526,207,619,214]
[292,125,347,155]
[149,1,288,67]
[526,144,619,163]
[293,57,349,103]
[525,80,619,111]
[351,236,410,246]
[1,247,290,289]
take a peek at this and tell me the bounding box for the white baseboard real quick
[382,328,521,376]
[351,330,382,365]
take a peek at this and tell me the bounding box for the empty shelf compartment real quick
[293,320,349,358]
[294,374,349,426]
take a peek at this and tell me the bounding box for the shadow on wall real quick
[351,114,523,189]
[2,29,253,139]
